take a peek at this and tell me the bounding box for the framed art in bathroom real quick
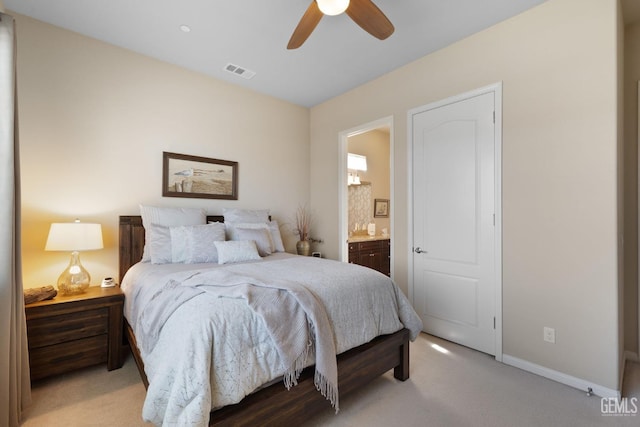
[374,199,389,218]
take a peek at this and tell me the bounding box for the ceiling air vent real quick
[224,63,256,80]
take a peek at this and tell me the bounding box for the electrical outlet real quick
[543,327,555,343]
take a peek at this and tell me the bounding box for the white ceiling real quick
[5,0,550,107]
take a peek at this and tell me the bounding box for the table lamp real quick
[45,219,103,295]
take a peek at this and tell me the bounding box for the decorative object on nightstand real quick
[45,219,103,295]
[293,205,312,256]
[101,277,116,288]
[23,285,57,304]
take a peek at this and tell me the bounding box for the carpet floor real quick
[21,333,640,426]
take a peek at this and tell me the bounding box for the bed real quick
[118,213,421,426]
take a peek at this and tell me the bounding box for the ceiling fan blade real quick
[346,0,394,40]
[287,1,324,49]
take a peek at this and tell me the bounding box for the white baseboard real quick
[502,354,620,399]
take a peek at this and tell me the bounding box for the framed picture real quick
[374,199,389,218]
[162,152,238,200]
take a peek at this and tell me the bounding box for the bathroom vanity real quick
[348,236,390,276]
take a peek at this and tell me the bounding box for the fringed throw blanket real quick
[137,266,340,412]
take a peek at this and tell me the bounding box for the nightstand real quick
[24,286,124,381]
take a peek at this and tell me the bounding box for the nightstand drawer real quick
[29,334,108,380]
[27,308,108,349]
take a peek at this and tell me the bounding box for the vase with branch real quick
[293,205,312,256]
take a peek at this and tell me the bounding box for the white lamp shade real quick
[45,222,104,251]
[347,153,367,171]
[317,0,350,16]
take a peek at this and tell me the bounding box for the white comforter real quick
[121,253,422,426]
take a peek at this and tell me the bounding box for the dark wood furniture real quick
[119,215,410,426]
[348,238,390,276]
[25,286,124,381]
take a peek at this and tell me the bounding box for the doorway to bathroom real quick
[338,117,393,277]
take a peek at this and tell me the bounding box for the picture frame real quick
[374,198,389,218]
[162,151,238,200]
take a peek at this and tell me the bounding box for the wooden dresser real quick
[25,286,124,381]
[348,238,390,276]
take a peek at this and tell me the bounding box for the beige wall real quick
[625,19,640,356]
[310,0,621,390]
[348,129,391,233]
[13,13,310,289]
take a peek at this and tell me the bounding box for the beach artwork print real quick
[163,152,238,200]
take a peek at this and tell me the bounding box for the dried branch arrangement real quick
[293,205,312,242]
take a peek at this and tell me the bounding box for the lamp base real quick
[57,281,90,296]
[56,251,91,295]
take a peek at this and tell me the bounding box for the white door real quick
[411,90,498,355]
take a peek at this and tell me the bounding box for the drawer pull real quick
[53,352,85,363]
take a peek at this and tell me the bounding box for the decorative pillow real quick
[169,226,188,264]
[233,227,274,257]
[267,220,285,252]
[214,240,261,264]
[147,224,172,264]
[225,222,263,240]
[140,205,206,262]
[222,208,270,224]
[226,221,285,253]
[171,223,226,264]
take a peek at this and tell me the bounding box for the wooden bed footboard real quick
[209,328,410,426]
[118,215,412,426]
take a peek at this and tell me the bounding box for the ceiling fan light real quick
[316,0,350,16]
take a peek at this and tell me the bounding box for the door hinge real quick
[493,317,496,329]
[492,111,495,124]
[493,214,495,226]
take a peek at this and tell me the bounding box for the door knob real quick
[414,247,427,254]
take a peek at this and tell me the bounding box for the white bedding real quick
[121,252,422,426]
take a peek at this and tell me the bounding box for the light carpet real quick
[21,333,640,426]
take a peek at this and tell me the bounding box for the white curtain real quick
[0,12,31,427]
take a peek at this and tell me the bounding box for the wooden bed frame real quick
[118,215,411,426]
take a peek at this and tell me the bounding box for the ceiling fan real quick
[287,0,394,49]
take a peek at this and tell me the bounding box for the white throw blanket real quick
[136,267,339,411]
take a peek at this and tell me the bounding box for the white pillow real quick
[171,223,226,264]
[170,226,189,263]
[140,205,206,262]
[267,220,285,253]
[223,208,270,224]
[214,240,261,264]
[147,224,172,264]
[226,221,285,253]
[225,222,265,240]
[233,227,273,257]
